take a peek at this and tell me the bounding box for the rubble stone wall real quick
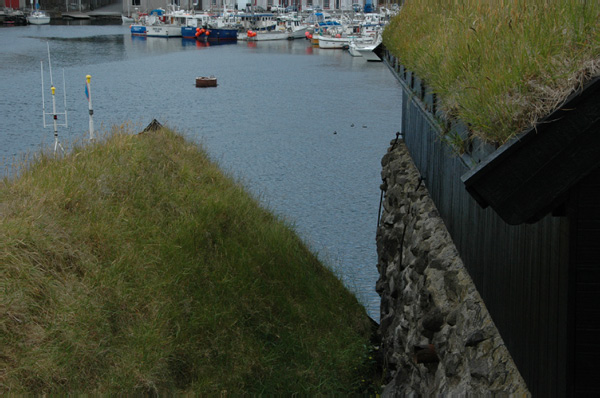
[376,139,529,396]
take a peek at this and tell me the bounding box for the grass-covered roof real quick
[383,0,600,144]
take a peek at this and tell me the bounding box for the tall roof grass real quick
[384,0,600,143]
[0,125,375,394]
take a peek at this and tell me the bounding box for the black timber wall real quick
[569,167,600,396]
[383,49,570,397]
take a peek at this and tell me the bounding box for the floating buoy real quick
[195,32,200,37]
[205,30,210,36]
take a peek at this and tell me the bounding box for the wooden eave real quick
[461,76,600,225]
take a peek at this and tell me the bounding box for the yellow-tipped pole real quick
[50,84,59,153]
[85,74,94,140]
[43,43,65,155]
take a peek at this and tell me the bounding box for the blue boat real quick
[181,26,197,39]
[131,25,146,36]
[197,27,238,43]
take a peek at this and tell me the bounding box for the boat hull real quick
[27,11,50,25]
[27,16,50,24]
[288,27,308,40]
[317,35,350,49]
[181,26,197,39]
[246,31,289,41]
[354,36,383,61]
[146,25,182,37]
[131,25,147,36]
[195,28,238,42]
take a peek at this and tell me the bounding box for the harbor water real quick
[0,22,402,320]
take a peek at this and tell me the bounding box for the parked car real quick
[285,5,298,12]
[352,3,361,12]
[270,5,285,12]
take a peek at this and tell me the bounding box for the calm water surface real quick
[0,23,402,320]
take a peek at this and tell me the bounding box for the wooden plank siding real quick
[385,50,569,396]
[570,168,600,396]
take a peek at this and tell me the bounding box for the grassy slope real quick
[384,0,600,143]
[0,125,374,394]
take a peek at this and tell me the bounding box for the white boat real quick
[236,12,283,41]
[283,16,309,39]
[235,12,278,32]
[27,1,50,25]
[317,34,351,49]
[121,14,134,24]
[143,8,182,38]
[27,10,50,24]
[354,33,383,61]
[244,29,289,41]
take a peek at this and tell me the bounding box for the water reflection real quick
[51,19,122,26]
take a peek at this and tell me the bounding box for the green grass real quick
[0,125,377,394]
[384,0,600,143]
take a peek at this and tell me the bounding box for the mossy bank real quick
[0,125,376,394]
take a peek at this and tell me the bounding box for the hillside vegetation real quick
[384,0,600,143]
[0,125,375,394]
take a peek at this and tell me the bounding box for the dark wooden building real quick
[384,49,600,396]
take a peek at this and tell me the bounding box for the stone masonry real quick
[376,138,529,396]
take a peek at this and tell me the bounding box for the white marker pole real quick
[47,43,64,154]
[51,84,60,153]
[86,74,94,140]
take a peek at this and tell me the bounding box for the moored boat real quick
[244,29,288,41]
[354,32,383,61]
[279,15,309,40]
[195,27,238,42]
[4,9,27,25]
[27,10,50,25]
[131,8,184,38]
[317,34,351,49]
[27,1,50,25]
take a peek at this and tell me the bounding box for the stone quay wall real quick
[376,138,529,396]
